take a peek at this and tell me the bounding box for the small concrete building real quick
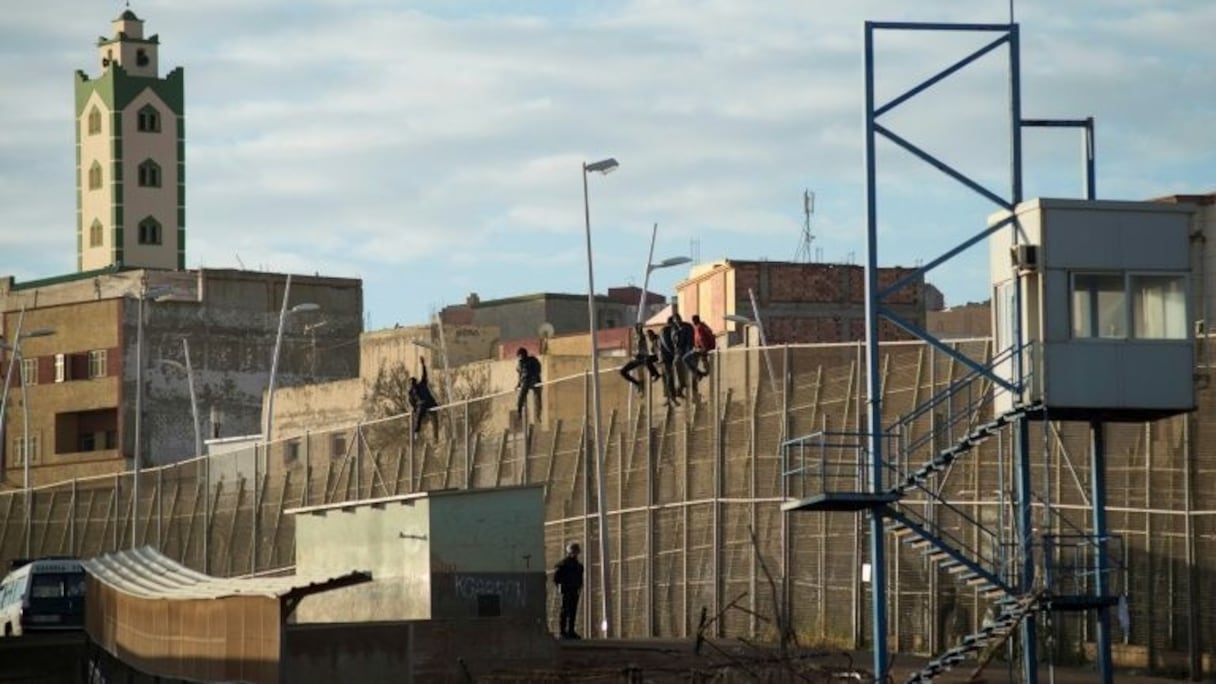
[288,484,547,624]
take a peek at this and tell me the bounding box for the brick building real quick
[675,259,928,344]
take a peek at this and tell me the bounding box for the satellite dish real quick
[537,322,555,339]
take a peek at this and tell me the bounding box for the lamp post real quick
[132,284,173,547]
[304,320,329,377]
[1,320,56,557]
[160,338,206,570]
[264,274,320,444]
[725,310,779,398]
[582,156,618,638]
[636,223,691,326]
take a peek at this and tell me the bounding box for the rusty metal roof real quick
[82,546,369,601]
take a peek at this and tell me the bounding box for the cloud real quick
[0,0,1213,321]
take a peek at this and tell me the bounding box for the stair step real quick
[965,575,993,587]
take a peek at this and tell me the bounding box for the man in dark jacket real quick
[673,313,697,396]
[658,317,682,405]
[407,357,439,439]
[619,324,661,394]
[553,542,584,639]
[516,347,543,422]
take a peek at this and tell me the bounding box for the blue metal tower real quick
[781,20,1126,684]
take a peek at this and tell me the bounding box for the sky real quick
[1,1,1213,330]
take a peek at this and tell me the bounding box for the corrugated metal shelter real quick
[82,547,370,683]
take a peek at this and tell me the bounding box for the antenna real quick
[689,239,701,264]
[794,189,815,262]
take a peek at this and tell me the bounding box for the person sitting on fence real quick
[619,324,661,395]
[408,357,440,440]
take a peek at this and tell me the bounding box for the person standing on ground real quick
[619,324,661,394]
[407,357,440,440]
[516,347,543,422]
[554,542,584,639]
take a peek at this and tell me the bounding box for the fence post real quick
[251,443,259,575]
[465,401,472,489]
[354,422,362,499]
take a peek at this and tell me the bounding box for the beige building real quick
[0,269,362,487]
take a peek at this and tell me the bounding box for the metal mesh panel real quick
[4,339,1216,672]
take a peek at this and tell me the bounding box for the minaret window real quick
[137,105,161,133]
[87,107,102,135]
[138,217,162,245]
[88,161,103,190]
[89,220,104,247]
[137,159,161,188]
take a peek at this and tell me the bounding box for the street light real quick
[264,274,320,444]
[159,337,206,570]
[582,155,618,638]
[636,223,692,326]
[132,284,174,547]
[724,310,780,399]
[0,317,56,557]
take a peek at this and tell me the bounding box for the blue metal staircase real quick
[889,402,1042,497]
[905,591,1044,683]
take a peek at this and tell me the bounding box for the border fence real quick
[0,339,1212,673]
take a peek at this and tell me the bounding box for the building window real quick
[136,104,160,133]
[12,434,39,466]
[137,159,161,188]
[138,217,162,245]
[87,106,102,135]
[54,354,66,383]
[1072,272,1187,341]
[1071,273,1126,339]
[89,220,104,247]
[285,439,301,464]
[1131,274,1187,339]
[331,433,347,459]
[89,350,108,378]
[21,358,37,386]
[88,161,103,190]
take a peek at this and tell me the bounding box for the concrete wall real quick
[293,496,435,623]
[360,324,501,385]
[927,303,992,340]
[291,486,546,625]
[282,619,557,683]
[429,487,546,621]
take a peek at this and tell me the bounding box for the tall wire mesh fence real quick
[0,339,1211,671]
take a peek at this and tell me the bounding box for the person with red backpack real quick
[691,315,716,378]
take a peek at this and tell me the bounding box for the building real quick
[440,287,666,343]
[76,9,185,273]
[0,11,363,487]
[0,269,361,487]
[676,259,928,344]
[927,301,991,339]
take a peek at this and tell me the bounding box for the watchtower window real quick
[87,106,102,135]
[138,217,162,245]
[1131,274,1186,339]
[88,161,103,190]
[137,159,161,188]
[137,105,160,133]
[89,220,104,247]
[1071,273,1125,339]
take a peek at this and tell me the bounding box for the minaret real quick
[75,9,185,272]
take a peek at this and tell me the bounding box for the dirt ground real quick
[480,638,1191,683]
